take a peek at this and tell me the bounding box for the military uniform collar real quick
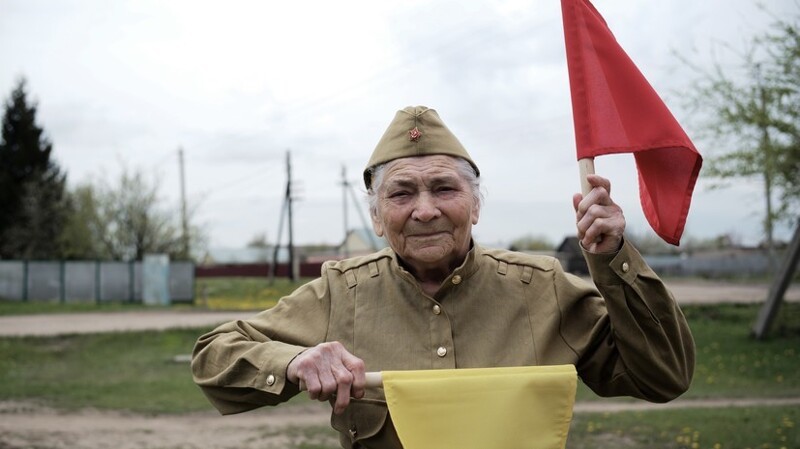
[388,240,482,288]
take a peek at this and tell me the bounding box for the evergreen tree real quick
[0,78,68,259]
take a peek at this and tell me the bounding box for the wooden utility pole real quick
[346,181,381,250]
[286,151,296,281]
[268,197,288,284]
[268,151,298,283]
[341,165,350,257]
[178,147,190,259]
[753,220,800,339]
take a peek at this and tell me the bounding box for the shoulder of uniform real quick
[478,246,556,272]
[324,247,394,274]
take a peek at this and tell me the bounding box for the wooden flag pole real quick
[579,158,595,196]
[365,371,383,388]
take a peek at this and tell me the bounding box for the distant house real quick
[338,229,387,257]
[201,229,387,268]
[201,247,287,265]
[298,229,388,264]
[555,237,588,275]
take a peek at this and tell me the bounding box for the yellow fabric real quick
[382,365,577,449]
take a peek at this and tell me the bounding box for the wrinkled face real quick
[371,155,480,274]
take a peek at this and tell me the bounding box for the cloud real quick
[1,0,794,248]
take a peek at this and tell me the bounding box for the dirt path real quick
[1,279,797,337]
[2,397,800,449]
[0,310,246,337]
[663,278,800,304]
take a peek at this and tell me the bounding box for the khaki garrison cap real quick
[363,106,480,189]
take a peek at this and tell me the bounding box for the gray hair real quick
[366,156,483,218]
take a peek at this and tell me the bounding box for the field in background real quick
[1,276,799,448]
[0,301,798,448]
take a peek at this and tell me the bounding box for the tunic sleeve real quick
[556,238,695,402]
[191,271,333,415]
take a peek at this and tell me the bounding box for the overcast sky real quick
[1,0,796,250]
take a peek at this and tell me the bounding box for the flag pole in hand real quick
[561,0,702,245]
[578,158,595,197]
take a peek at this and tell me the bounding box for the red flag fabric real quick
[561,0,702,245]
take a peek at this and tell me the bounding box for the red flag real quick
[561,0,702,245]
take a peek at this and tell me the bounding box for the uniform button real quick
[437,346,447,357]
[349,425,358,438]
[266,374,276,386]
[432,304,442,315]
[451,275,462,285]
[621,262,630,273]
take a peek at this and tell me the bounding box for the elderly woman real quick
[192,106,694,449]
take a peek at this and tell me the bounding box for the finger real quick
[581,184,612,212]
[344,356,366,400]
[316,368,339,402]
[582,212,624,247]
[303,373,322,400]
[581,217,608,247]
[576,204,611,235]
[586,174,612,196]
[332,371,353,415]
[572,193,583,214]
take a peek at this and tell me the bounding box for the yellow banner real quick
[382,365,577,449]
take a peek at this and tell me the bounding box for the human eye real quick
[434,183,459,195]
[387,190,410,199]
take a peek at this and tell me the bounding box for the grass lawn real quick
[194,276,310,311]
[0,328,209,413]
[568,406,798,449]
[0,296,798,447]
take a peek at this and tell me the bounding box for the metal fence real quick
[0,260,195,303]
[645,250,780,278]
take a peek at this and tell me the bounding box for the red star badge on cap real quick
[408,127,422,142]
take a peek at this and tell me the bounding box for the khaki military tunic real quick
[192,240,694,448]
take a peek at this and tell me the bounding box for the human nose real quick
[411,192,441,222]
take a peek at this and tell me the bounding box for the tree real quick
[0,78,68,259]
[95,166,186,261]
[681,9,800,252]
[59,168,207,261]
[508,234,554,252]
[58,184,107,260]
[247,233,270,248]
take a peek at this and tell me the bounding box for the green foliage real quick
[58,184,107,259]
[682,8,800,246]
[0,78,68,259]
[94,166,183,261]
[508,233,555,251]
[61,164,207,261]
